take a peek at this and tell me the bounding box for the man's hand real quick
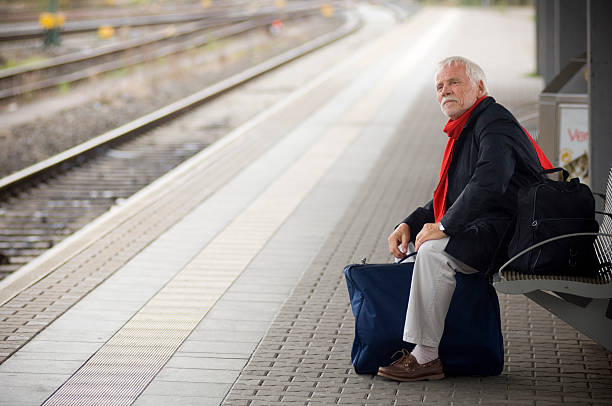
[388,223,411,259]
[414,222,446,251]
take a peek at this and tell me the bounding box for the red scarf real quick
[432,97,553,223]
[523,127,553,170]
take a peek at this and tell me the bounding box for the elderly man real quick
[378,56,551,381]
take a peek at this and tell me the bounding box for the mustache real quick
[441,96,459,104]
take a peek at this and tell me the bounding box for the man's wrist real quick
[395,222,410,231]
[438,222,447,234]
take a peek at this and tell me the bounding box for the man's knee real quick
[418,238,448,258]
[415,238,456,278]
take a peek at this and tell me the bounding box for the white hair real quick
[434,56,489,94]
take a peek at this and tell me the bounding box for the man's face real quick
[435,62,486,119]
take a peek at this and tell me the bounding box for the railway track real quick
[0,2,336,101]
[0,8,361,281]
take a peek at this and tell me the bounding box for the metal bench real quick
[493,168,612,351]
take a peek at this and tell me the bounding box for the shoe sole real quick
[377,371,445,382]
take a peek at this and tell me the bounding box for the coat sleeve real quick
[441,120,519,236]
[401,199,435,241]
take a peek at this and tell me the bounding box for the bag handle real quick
[360,251,417,265]
[543,167,570,181]
[397,251,417,264]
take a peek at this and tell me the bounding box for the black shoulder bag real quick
[507,168,599,276]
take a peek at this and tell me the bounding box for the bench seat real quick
[494,269,612,298]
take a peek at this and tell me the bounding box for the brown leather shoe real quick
[377,349,444,381]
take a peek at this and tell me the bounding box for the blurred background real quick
[0,0,609,278]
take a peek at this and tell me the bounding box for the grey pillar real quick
[536,0,545,76]
[588,0,612,193]
[537,0,557,84]
[537,0,586,87]
[558,0,586,71]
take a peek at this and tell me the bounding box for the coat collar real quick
[463,96,495,132]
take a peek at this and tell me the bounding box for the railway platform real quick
[1,4,611,406]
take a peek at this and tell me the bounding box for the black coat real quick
[402,97,544,273]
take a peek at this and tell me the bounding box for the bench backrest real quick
[594,168,612,282]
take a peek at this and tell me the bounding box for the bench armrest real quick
[496,232,612,281]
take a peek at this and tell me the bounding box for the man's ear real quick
[477,80,486,97]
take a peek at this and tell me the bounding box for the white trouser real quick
[403,236,478,347]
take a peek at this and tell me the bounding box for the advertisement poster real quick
[559,104,589,184]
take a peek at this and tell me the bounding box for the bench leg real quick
[525,290,612,352]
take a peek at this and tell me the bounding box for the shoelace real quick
[390,348,411,366]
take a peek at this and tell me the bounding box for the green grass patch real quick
[1,55,46,71]
[57,81,70,93]
[106,67,127,78]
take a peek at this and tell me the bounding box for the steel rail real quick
[0,17,232,83]
[0,1,340,41]
[0,11,235,41]
[0,10,361,200]
[0,0,311,40]
[1,4,323,82]
[0,4,329,98]
[0,0,249,24]
[0,19,259,100]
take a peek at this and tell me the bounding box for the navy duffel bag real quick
[344,259,504,376]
